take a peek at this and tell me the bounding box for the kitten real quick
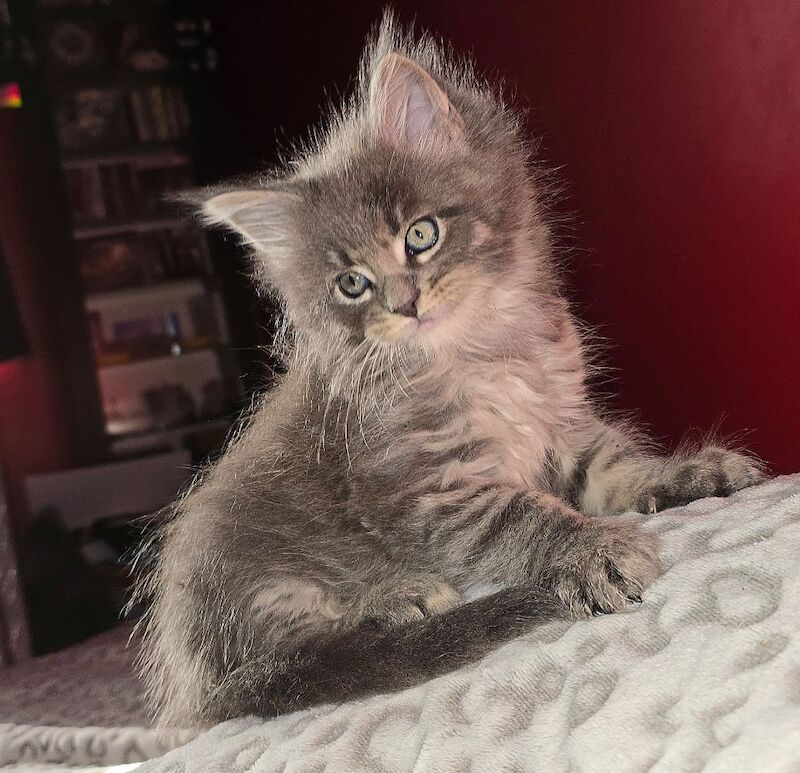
[137,15,765,726]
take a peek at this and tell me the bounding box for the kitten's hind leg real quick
[566,423,767,516]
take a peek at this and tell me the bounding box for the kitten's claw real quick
[545,519,660,618]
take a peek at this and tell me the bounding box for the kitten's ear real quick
[201,189,298,250]
[370,53,465,151]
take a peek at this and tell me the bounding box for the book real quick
[124,85,190,143]
[149,84,170,140]
[65,155,193,223]
[66,166,107,221]
[127,87,151,142]
[77,235,148,291]
[133,157,193,214]
[77,226,207,291]
[56,87,131,149]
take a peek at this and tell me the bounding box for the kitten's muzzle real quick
[387,286,420,318]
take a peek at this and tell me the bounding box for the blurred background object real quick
[0,465,31,666]
[0,0,254,653]
[31,0,244,457]
[0,245,28,362]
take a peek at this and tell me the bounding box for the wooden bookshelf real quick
[32,0,242,458]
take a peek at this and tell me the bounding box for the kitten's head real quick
[201,15,554,360]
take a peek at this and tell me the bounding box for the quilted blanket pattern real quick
[137,474,800,773]
[0,625,194,768]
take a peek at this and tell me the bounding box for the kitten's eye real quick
[336,270,371,299]
[405,217,439,256]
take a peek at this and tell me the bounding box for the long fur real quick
[135,13,765,727]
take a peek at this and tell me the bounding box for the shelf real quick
[108,416,234,456]
[96,341,222,370]
[73,214,188,239]
[85,277,208,307]
[61,142,190,167]
[38,1,170,21]
[50,68,180,91]
[106,413,229,439]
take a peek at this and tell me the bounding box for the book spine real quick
[65,169,85,220]
[98,165,115,218]
[102,164,133,220]
[150,85,171,141]
[129,89,152,143]
[86,166,107,221]
[174,90,191,136]
[113,163,136,217]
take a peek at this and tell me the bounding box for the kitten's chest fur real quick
[362,352,586,492]
[448,360,574,487]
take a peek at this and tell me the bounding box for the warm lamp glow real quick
[0,82,22,109]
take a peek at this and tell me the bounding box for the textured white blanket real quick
[138,475,800,771]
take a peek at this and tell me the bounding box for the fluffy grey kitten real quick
[138,16,764,726]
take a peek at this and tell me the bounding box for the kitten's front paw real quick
[544,520,661,617]
[639,446,767,513]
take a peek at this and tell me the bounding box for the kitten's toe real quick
[416,579,463,616]
[545,519,661,618]
[709,447,768,492]
[357,575,461,627]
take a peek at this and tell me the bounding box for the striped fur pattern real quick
[136,15,765,727]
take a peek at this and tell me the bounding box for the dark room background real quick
[1,0,798,543]
[205,0,800,470]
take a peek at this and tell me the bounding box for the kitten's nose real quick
[389,287,420,318]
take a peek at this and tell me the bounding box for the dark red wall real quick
[0,110,74,535]
[439,1,800,473]
[208,0,799,473]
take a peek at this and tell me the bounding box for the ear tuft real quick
[201,189,298,249]
[370,53,464,151]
